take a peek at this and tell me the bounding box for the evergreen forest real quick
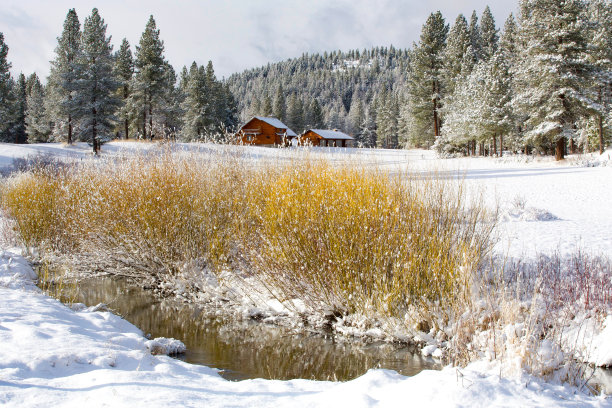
[0,0,610,158]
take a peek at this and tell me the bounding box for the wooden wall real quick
[238,118,284,145]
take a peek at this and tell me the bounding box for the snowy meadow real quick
[0,142,611,407]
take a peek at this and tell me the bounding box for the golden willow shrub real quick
[1,152,495,316]
[245,162,495,316]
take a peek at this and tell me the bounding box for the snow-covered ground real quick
[0,250,609,407]
[1,141,611,406]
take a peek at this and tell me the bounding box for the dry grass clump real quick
[1,152,251,283]
[449,252,612,383]
[243,161,495,317]
[1,150,495,320]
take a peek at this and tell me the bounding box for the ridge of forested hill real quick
[226,46,411,148]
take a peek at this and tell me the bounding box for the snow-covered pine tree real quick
[219,83,239,133]
[287,93,304,134]
[513,0,593,160]
[443,14,470,96]
[307,99,324,129]
[468,11,483,63]
[499,14,523,152]
[114,38,133,139]
[181,62,207,140]
[10,74,27,144]
[25,78,51,143]
[261,93,273,116]
[480,52,513,155]
[500,14,519,65]
[72,8,119,154]
[131,15,166,140]
[480,6,499,61]
[360,105,377,148]
[586,0,612,153]
[0,32,14,141]
[326,98,347,130]
[407,11,448,146]
[156,62,182,139]
[376,91,399,149]
[347,95,364,141]
[47,9,81,144]
[272,84,286,122]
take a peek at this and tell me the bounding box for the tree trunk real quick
[493,135,497,157]
[499,135,503,157]
[555,137,565,161]
[149,105,154,141]
[68,114,72,145]
[599,115,604,155]
[569,138,577,154]
[432,80,440,137]
[124,119,129,140]
[142,110,147,139]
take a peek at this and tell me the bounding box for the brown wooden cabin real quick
[300,129,354,147]
[236,116,298,146]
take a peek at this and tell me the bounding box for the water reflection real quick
[60,276,440,381]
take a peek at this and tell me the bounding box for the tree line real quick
[0,8,238,153]
[1,1,610,158]
[228,0,611,157]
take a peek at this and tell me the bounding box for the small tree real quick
[72,8,119,154]
[513,0,593,160]
[114,38,134,139]
[407,11,448,145]
[25,78,51,143]
[131,15,166,140]
[47,9,81,144]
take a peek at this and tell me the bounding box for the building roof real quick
[307,129,354,140]
[250,116,297,137]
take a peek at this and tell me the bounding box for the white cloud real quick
[2,0,517,81]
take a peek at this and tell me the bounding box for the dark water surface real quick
[50,276,440,381]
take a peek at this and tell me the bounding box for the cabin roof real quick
[307,129,354,140]
[249,116,297,137]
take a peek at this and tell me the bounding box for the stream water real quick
[48,276,440,381]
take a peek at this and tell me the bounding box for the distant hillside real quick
[226,46,411,148]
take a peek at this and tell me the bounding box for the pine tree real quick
[48,9,81,144]
[308,99,324,128]
[587,0,612,154]
[480,6,499,61]
[443,14,470,95]
[500,14,519,64]
[10,73,27,143]
[131,15,166,140]
[407,11,448,146]
[114,38,133,139]
[347,95,364,139]
[360,106,377,147]
[286,93,304,133]
[272,84,286,121]
[376,91,399,148]
[25,78,51,143]
[513,0,593,160]
[157,62,181,138]
[0,32,14,141]
[181,62,207,140]
[261,93,273,116]
[468,11,483,63]
[72,8,119,154]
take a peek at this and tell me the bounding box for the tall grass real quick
[244,161,494,317]
[0,150,495,320]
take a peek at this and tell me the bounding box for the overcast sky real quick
[1,0,517,81]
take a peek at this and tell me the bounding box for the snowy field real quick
[1,141,611,407]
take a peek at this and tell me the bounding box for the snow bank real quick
[0,250,610,407]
